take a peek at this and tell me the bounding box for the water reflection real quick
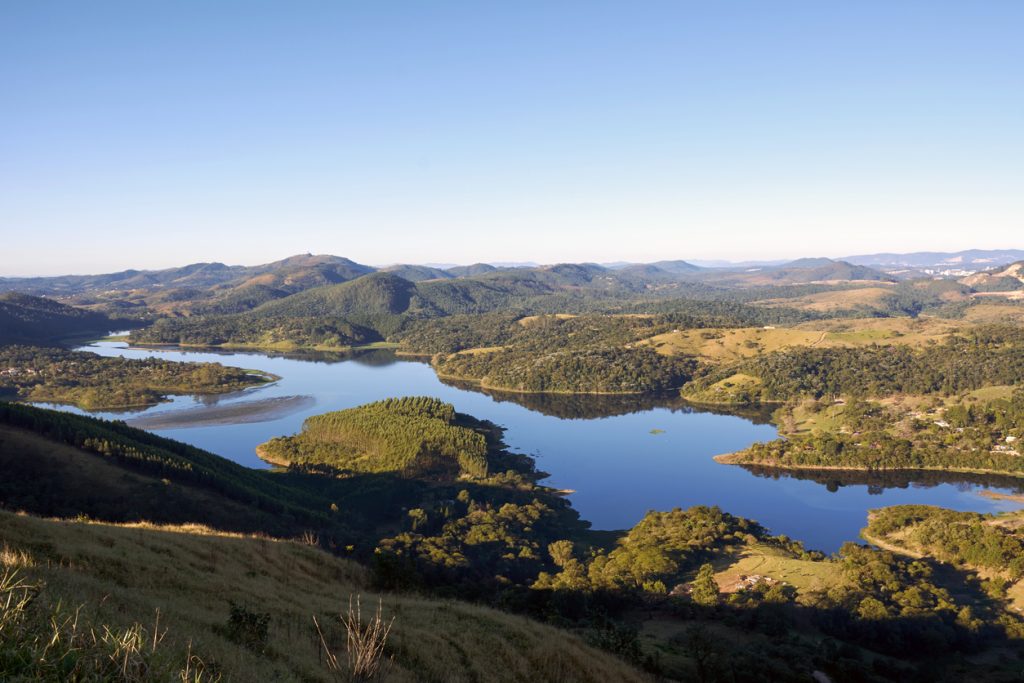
[439,378,778,423]
[737,464,1024,496]
[53,341,1024,552]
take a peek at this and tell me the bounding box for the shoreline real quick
[433,371,681,397]
[713,451,1024,480]
[254,443,291,468]
[125,340,399,354]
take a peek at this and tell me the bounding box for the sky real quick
[2,1,1022,276]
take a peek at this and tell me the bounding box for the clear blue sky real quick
[2,1,1022,275]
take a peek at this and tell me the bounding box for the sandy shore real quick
[979,490,1024,504]
[126,395,315,430]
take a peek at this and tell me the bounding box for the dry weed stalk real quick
[314,595,395,681]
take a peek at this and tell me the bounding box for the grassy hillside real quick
[642,317,958,363]
[0,421,330,537]
[0,511,649,682]
[0,402,339,536]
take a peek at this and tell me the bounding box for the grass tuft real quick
[316,595,395,681]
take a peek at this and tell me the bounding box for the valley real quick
[4,251,1024,681]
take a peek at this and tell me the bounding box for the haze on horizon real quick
[2,1,1022,277]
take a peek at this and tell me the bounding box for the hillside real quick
[381,264,455,281]
[5,400,1024,680]
[257,397,491,478]
[689,259,896,288]
[961,261,1024,293]
[0,255,378,318]
[0,510,648,682]
[253,272,419,327]
[0,254,374,298]
[446,263,498,277]
[0,402,343,536]
[6,254,948,348]
[0,293,117,344]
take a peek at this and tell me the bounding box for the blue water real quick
[46,341,1024,552]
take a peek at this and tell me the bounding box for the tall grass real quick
[0,568,219,682]
[315,595,395,681]
[1,511,650,682]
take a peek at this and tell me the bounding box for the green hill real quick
[0,293,116,344]
[258,397,490,478]
[0,401,343,535]
[446,263,498,277]
[381,264,456,281]
[252,272,419,335]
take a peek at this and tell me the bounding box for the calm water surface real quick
[49,341,1024,552]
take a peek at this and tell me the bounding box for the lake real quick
[49,341,1024,552]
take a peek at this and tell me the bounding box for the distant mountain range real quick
[841,249,1024,272]
[2,250,1020,325]
[0,254,896,306]
[676,250,1024,273]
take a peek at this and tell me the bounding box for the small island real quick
[257,396,527,481]
[0,345,276,411]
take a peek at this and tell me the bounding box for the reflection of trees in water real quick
[439,378,777,423]
[350,349,403,367]
[133,344,403,366]
[738,464,1024,496]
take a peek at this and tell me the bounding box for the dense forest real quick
[0,401,335,534]
[436,345,696,394]
[865,506,1024,580]
[0,292,121,344]
[0,345,270,410]
[258,397,493,479]
[408,314,698,394]
[723,389,1024,475]
[689,326,1024,403]
[131,314,381,349]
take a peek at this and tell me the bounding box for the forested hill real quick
[3,253,903,318]
[0,401,337,536]
[132,266,826,348]
[0,292,117,344]
[0,253,375,297]
[257,396,493,478]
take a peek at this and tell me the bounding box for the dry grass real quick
[1,568,221,682]
[961,303,1024,325]
[754,287,895,312]
[452,346,506,356]
[710,545,844,598]
[315,595,395,681]
[517,314,578,326]
[0,510,649,682]
[0,542,34,569]
[643,317,958,363]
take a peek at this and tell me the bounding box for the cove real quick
[41,341,1024,552]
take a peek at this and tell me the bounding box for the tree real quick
[548,540,575,568]
[691,563,719,606]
